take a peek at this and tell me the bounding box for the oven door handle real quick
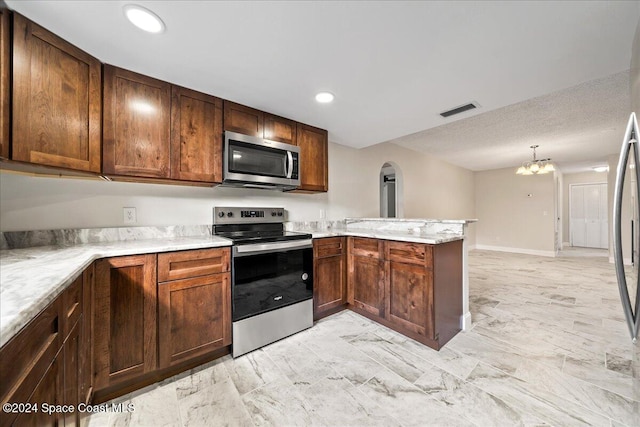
[234,239,313,257]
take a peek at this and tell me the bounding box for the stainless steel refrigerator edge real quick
[613,17,640,341]
[632,17,640,114]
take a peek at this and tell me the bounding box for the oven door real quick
[224,131,300,188]
[232,239,313,322]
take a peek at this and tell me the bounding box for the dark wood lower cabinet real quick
[347,238,385,318]
[63,320,81,427]
[386,259,433,339]
[0,264,93,427]
[91,248,232,401]
[313,238,347,319]
[345,237,462,350]
[158,272,231,368]
[80,265,94,405]
[11,352,64,427]
[94,255,157,390]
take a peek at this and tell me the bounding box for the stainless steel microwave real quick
[222,131,300,191]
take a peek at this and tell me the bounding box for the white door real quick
[570,183,608,249]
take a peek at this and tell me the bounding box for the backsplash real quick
[284,220,346,232]
[0,225,212,250]
[345,218,473,236]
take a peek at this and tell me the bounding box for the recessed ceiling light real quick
[124,4,165,34]
[315,92,335,103]
[593,166,609,172]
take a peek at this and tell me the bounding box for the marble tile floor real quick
[88,250,639,427]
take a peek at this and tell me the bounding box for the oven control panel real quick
[214,207,285,224]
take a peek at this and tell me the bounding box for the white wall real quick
[475,167,556,256]
[0,141,477,234]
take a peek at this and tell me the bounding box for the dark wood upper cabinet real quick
[11,13,101,172]
[170,86,223,183]
[264,113,297,145]
[0,6,9,159]
[94,254,157,390]
[295,123,328,192]
[103,65,171,178]
[223,100,263,137]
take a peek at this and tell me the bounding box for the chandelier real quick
[516,145,555,175]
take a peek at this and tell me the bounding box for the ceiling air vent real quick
[440,102,479,118]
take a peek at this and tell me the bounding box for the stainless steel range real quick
[213,207,313,357]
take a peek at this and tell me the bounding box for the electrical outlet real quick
[123,207,137,224]
[319,209,326,219]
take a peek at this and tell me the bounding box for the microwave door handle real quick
[286,151,293,178]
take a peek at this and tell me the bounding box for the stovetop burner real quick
[213,207,312,244]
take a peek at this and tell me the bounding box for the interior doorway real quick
[380,162,403,218]
[569,183,608,249]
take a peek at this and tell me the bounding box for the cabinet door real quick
[296,123,328,192]
[158,273,231,368]
[223,100,263,137]
[170,86,223,183]
[63,320,81,427]
[103,65,171,178]
[348,255,385,318]
[386,260,434,339]
[12,13,101,172]
[94,255,157,389]
[11,352,64,427]
[313,238,346,319]
[264,113,297,145]
[80,264,94,405]
[0,6,9,158]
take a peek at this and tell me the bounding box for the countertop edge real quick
[309,230,465,244]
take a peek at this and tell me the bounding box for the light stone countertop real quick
[345,218,477,224]
[0,224,465,348]
[0,235,232,348]
[308,230,464,244]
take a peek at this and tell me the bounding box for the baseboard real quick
[467,244,477,250]
[474,244,556,257]
[609,256,632,265]
[460,312,472,331]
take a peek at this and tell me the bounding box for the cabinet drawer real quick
[349,237,381,258]
[314,237,345,258]
[158,248,230,282]
[62,275,83,338]
[386,241,433,267]
[0,299,62,413]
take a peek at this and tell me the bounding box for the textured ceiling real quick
[5,1,640,173]
[391,71,631,172]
